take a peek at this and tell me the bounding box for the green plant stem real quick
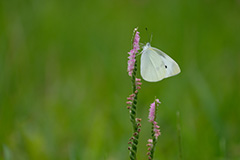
[177,111,182,160]
[150,123,157,159]
[129,61,139,160]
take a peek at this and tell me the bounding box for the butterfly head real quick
[142,42,151,51]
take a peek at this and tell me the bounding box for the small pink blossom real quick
[136,82,142,85]
[136,78,141,82]
[126,101,132,105]
[153,121,161,139]
[127,97,133,101]
[155,99,161,104]
[136,118,142,122]
[154,128,161,139]
[146,144,152,147]
[148,139,153,143]
[129,94,135,97]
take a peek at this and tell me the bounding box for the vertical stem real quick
[150,123,157,159]
[129,60,139,160]
[177,111,182,160]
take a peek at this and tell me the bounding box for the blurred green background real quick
[1,0,240,159]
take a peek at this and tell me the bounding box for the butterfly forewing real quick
[140,48,166,82]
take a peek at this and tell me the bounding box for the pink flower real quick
[146,144,152,147]
[127,97,133,101]
[148,102,156,122]
[148,99,161,139]
[136,86,141,90]
[154,128,161,139]
[129,94,135,97]
[126,101,132,105]
[155,99,160,104]
[127,28,140,77]
[136,78,141,82]
[148,99,161,122]
[148,139,153,143]
[153,121,161,139]
[136,82,142,86]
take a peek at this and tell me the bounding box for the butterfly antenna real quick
[150,33,153,43]
[145,27,150,42]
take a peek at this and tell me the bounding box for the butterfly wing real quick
[140,47,166,82]
[152,47,181,78]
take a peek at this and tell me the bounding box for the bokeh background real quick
[1,0,240,159]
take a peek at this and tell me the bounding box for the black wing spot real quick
[165,65,167,69]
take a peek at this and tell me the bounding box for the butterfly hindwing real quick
[152,47,181,78]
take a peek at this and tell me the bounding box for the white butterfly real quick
[140,43,181,82]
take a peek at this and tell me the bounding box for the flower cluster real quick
[148,99,161,122]
[153,121,161,139]
[126,93,135,110]
[146,99,161,159]
[146,139,153,159]
[127,28,140,77]
[126,78,142,110]
[148,99,161,139]
[135,78,142,93]
[128,118,142,150]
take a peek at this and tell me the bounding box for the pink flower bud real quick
[146,144,152,147]
[133,132,138,136]
[148,139,153,143]
[126,101,132,105]
[136,82,142,86]
[136,118,142,122]
[136,78,141,82]
[129,94,135,97]
[127,97,133,101]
